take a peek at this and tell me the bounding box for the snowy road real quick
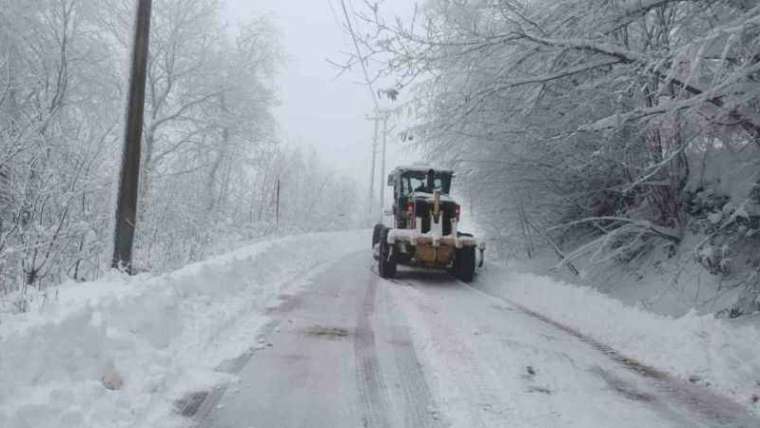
[198,250,758,428]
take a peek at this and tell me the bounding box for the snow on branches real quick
[351,0,760,296]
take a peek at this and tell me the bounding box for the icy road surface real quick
[199,250,758,428]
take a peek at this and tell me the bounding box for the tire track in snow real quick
[354,272,392,428]
[376,283,439,428]
[389,275,518,428]
[465,282,760,428]
[389,324,439,427]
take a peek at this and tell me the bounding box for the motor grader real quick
[373,166,484,282]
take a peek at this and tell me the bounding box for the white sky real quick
[223,0,419,198]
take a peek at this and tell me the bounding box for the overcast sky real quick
[223,0,418,196]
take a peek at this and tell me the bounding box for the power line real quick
[338,0,378,110]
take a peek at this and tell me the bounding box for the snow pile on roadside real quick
[477,265,760,409]
[0,230,366,428]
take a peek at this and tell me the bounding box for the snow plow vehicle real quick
[373,166,485,282]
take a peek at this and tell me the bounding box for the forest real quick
[0,0,357,297]
[348,0,760,315]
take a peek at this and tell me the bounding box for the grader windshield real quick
[399,170,452,196]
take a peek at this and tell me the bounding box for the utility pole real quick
[367,110,391,221]
[275,179,281,226]
[379,112,389,220]
[112,0,152,272]
[367,115,379,217]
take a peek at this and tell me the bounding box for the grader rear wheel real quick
[454,246,476,283]
[378,228,397,279]
[372,224,384,248]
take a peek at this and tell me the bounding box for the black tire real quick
[454,246,476,282]
[372,223,384,248]
[378,228,397,279]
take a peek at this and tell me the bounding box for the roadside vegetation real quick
[0,0,357,301]
[348,0,760,315]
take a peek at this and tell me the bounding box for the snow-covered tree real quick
[0,0,357,300]
[352,0,760,304]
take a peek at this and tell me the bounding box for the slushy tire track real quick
[354,267,392,427]
[378,281,438,428]
[459,280,760,428]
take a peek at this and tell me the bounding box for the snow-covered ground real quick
[2,229,759,427]
[0,231,366,428]
[205,239,760,427]
[474,264,760,413]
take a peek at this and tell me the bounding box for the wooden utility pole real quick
[367,110,390,220]
[367,115,379,216]
[112,0,152,272]
[275,179,281,226]
[379,112,389,220]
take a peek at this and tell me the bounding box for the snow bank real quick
[0,230,366,428]
[477,265,760,409]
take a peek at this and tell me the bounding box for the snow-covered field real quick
[0,231,366,428]
[475,265,760,412]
